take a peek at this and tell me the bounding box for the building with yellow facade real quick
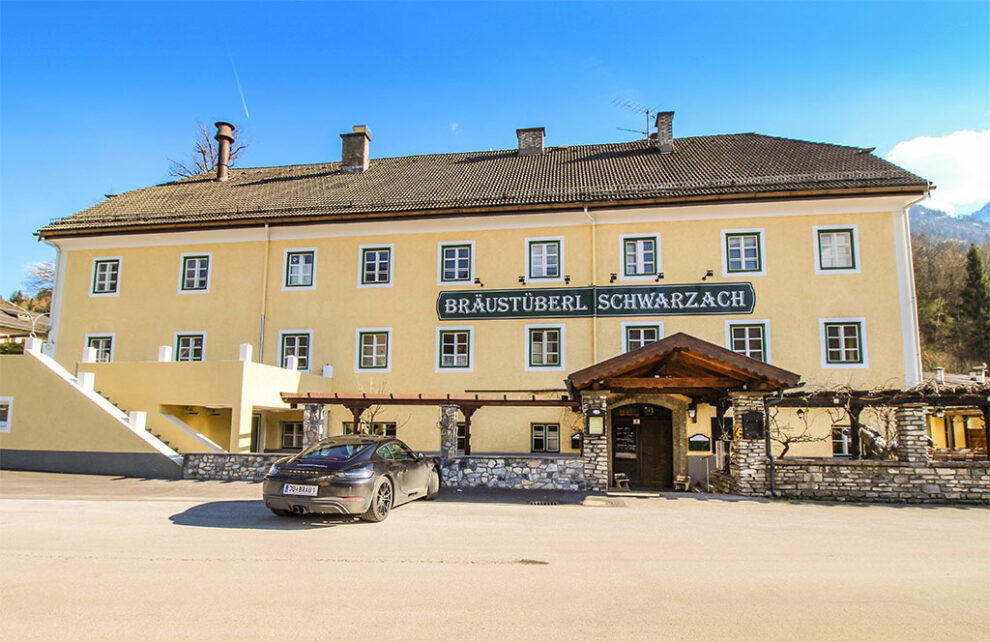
[3,113,953,488]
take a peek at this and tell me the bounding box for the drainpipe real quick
[583,206,597,363]
[258,224,270,362]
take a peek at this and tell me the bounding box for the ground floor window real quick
[531,423,560,453]
[456,422,466,453]
[0,397,12,432]
[343,421,397,437]
[832,425,851,457]
[281,421,304,449]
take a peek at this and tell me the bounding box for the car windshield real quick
[298,441,369,461]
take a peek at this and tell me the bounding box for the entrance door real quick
[611,404,673,488]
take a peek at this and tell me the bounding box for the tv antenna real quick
[612,99,660,140]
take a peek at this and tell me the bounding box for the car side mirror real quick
[416,452,425,460]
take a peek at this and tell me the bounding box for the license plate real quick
[283,484,318,497]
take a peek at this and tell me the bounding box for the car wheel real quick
[270,508,293,517]
[425,468,440,500]
[360,478,393,522]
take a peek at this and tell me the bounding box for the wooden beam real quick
[606,376,738,389]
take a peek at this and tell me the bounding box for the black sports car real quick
[262,435,440,521]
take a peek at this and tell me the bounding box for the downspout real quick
[583,206,597,363]
[41,238,64,357]
[258,224,271,362]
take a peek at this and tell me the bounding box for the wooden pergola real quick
[281,391,580,455]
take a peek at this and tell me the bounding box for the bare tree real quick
[767,405,834,458]
[168,122,247,178]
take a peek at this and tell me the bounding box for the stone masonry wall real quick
[183,453,284,482]
[773,459,990,504]
[442,456,586,490]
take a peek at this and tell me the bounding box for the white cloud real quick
[450,122,459,134]
[885,130,990,216]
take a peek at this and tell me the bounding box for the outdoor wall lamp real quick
[518,275,526,284]
[654,272,665,281]
[609,273,617,283]
[934,408,945,418]
[564,274,571,284]
[687,403,698,422]
[701,269,714,281]
[474,277,484,287]
[796,408,806,417]
[586,407,605,436]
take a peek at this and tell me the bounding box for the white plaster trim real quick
[724,319,772,364]
[173,331,207,362]
[436,240,476,286]
[177,252,213,294]
[819,317,869,369]
[354,327,392,373]
[357,243,394,288]
[278,329,313,373]
[813,224,861,274]
[618,233,662,281]
[525,236,565,283]
[524,323,566,372]
[0,395,12,433]
[84,332,116,363]
[161,413,226,453]
[620,321,664,353]
[89,256,122,297]
[281,247,318,291]
[720,228,766,277]
[435,326,474,372]
[45,240,65,351]
[893,208,923,386]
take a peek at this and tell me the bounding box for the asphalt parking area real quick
[1,471,987,641]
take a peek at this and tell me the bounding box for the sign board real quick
[437,283,755,320]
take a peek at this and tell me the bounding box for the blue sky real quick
[2,0,988,296]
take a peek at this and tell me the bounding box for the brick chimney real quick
[654,111,674,154]
[516,127,545,156]
[214,121,235,181]
[340,125,372,173]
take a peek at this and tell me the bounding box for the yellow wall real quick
[0,353,167,454]
[50,198,917,455]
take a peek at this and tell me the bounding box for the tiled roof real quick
[38,134,929,237]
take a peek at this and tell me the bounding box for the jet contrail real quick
[229,54,250,119]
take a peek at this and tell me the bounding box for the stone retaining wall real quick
[183,453,283,482]
[441,456,586,490]
[772,459,990,504]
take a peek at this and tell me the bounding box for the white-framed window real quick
[90,258,121,296]
[279,331,312,372]
[620,233,661,279]
[525,324,565,371]
[283,249,317,289]
[0,396,12,433]
[721,229,766,276]
[820,318,868,368]
[178,253,211,293]
[622,322,662,352]
[281,422,304,449]
[85,334,115,363]
[359,244,393,287]
[355,327,392,372]
[531,423,560,453]
[832,425,852,457]
[725,320,770,363]
[344,421,397,437]
[174,333,206,362]
[436,326,473,371]
[437,241,475,284]
[814,225,860,273]
[526,237,564,281]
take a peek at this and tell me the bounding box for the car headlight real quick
[334,465,374,482]
[267,463,281,476]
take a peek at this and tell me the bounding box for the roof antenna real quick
[612,99,660,140]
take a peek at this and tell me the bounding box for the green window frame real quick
[528,240,560,279]
[361,247,391,285]
[529,327,561,367]
[824,322,863,364]
[359,331,390,369]
[280,333,311,371]
[181,255,210,291]
[92,259,119,294]
[438,330,471,369]
[285,251,315,287]
[728,323,767,362]
[725,232,762,273]
[625,325,659,352]
[87,336,114,363]
[817,228,856,270]
[175,334,205,362]
[440,244,472,282]
[623,236,658,277]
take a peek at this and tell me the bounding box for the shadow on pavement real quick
[169,500,366,530]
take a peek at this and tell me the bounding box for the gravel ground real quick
[1,471,987,641]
